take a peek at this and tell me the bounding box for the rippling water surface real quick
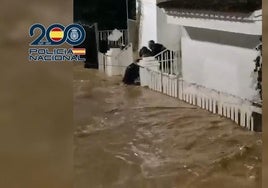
[74,63,261,188]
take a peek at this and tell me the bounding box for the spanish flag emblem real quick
[72,48,86,55]
[49,27,64,42]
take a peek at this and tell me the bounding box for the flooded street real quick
[74,63,261,188]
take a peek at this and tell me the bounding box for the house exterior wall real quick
[139,0,157,49]
[139,1,183,51]
[181,27,260,101]
[140,2,261,101]
[156,7,182,51]
[127,19,138,50]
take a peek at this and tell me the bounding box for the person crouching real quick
[122,59,141,85]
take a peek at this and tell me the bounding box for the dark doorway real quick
[73,0,136,69]
[76,24,98,69]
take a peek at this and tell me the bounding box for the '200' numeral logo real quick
[29,23,86,46]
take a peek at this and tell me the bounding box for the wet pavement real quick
[74,63,261,188]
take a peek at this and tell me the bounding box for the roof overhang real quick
[157,0,262,13]
[164,9,262,35]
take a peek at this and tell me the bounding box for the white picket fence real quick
[181,80,261,131]
[140,50,262,131]
[99,29,128,47]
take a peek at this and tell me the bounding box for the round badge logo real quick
[67,27,82,43]
[49,27,64,42]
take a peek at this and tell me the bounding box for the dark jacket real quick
[122,63,140,85]
[139,47,153,57]
[150,43,166,56]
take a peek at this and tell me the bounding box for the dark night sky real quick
[74,0,136,30]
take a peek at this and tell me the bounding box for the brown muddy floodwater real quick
[73,63,261,188]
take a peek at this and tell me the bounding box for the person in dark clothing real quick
[148,40,172,72]
[148,40,166,56]
[139,46,153,57]
[122,59,141,85]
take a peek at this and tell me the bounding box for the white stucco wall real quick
[157,8,182,51]
[140,1,183,51]
[181,27,260,100]
[139,0,157,49]
[128,19,138,50]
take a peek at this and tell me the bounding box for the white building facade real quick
[138,0,262,131]
[138,0,182,51]
[166,8,262,102]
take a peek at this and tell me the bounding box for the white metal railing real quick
[99,29,128,47]
[154,49,180,75]
[115,43,132,59]
[98,43,133,76]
